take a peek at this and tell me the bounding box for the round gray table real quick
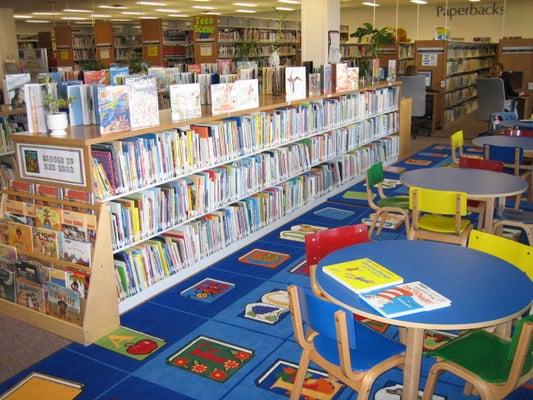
[401,167,528,230]
[473,135,533,152]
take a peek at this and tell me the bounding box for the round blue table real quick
[472,135,533,152]
[400,167,528,231]
[316,240,533,400]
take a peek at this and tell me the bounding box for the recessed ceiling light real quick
[99,5,128,9]
[155,8,180,12]
[62,16,88,20]
[63,8,92,13]
[26,19,50,23]
[14,15,32,18]
[278,0,299,3]
[361,2,379,6]
[410,0,427,4]
[233,2,257,6]
[236,9,256,13]
[32,12,62,15]
[193,5,215,9]
[137,1,166,5]
[122,11,144,15]
[169,14,190,17]
[275,7,294,10]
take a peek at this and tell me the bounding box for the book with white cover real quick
[285,67,306,101]
[79,84,96,125]
[4,73,31,108]
[210,79,259,115]
[125,75,159,130]
[170,83,202,122]
[24,83,57,134]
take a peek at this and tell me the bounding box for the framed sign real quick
[16,143,87,187]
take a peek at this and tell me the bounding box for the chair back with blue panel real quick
[408,186,472,246]
[483,144,524,176]
[398,76,426,137]
[477,78,505,122]
[288,285,405,400]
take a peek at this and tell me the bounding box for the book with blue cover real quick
[66,85,83,126]
[109,66,129,85]
[97,85,131,135]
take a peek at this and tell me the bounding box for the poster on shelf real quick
[210,79,259,115]
[421,53,438,67]
[16,143,87,187]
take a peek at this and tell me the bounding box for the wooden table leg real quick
[483,198,495,232]
[403,327,425,400]
[495,321,513,339]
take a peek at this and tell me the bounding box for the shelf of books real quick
[17,33,39,50]
[163,20,195,65]
[113,23,142,62]
[3,81,402,342]
[415,40,497,127]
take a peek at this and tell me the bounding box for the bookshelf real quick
[17,33,39,50]
[113,23,142,62]
[415,40,497,127]
[94,22,114,67]
[72,27,96,64]
[163,19,194,65]
[5,82,404,342]
[0,106,25,190]
[141,18,164,66]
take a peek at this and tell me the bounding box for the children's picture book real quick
[62,238,92,267]
[61,210,88,242]
[323,258,403,294]
[97,85,131,135]
[0,263,16,302]
[16,277,45,313]
[125,75,159,130]
[334,63,349,92]
[359,281,452,318]
[83,70,107,85]
[169,83,202,122]
[0,371,83,400]
[66,85,83,126]
[24,83,57,134]
[45,282,81,324]
[148,67,169,91]
[388,59,397,83]
[347,67,359,90]
[210,79,259,115]
[372,58,380,83]
[4,73,31,108]
[65,269,90,299]
[7,221,33,252]
[404,158,432,166]
[109,66,129,85]
[79,84,96,125]
[279,224,327,242]
[32,227,60,258]
[14,261,39,283]
[0,244,17,263]
[35,205,61,230]
[285,66,306,101]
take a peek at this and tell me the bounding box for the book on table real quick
[358,281,452,318]
[322,258,403,294]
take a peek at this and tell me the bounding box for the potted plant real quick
[350,22,395,81]
[269,8,292,68]
[43,94,75,137]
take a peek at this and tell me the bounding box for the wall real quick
[0,8,19,80]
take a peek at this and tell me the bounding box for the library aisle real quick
[0,138,531,400]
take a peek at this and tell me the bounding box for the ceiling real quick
[6,0,513,23]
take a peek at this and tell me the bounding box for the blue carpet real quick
[1,144,531,400]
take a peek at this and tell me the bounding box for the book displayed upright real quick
[323,258,403,294]
[125,75,159,130]
[97,85,131,135]
[285,66,306,101]
[169,83,202,122]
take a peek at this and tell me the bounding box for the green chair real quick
[365,162,410,237]
[422,315,533,400]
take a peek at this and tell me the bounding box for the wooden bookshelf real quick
[16,33,39,50]
[163,19,194,65]
[113,23,142,62]
[55,25,73,66]
[95,21,114,67]
[141,18,164,66]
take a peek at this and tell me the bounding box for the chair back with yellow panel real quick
[408,186,472,246]
[450,130,465,163]
[468,229,532,280]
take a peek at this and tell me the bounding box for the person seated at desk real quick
[490,62,527,112]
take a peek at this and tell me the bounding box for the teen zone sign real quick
[436,2,505,19]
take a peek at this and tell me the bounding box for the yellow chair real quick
[468,229,533,280]
[408,186,473,246]
[450,130,482,164]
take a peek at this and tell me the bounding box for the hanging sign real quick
[421,53,438,67]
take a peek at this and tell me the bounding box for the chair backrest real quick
[477,78,505,121]
[305,224,369,266]
[367,161,384,189]
[483,144,523,175]
[458,157,504,172]
[504,128,533,137]
[450,130,464,163]
[288,285,357,349]
[506,316,533,388]
[398,76,426,117]
[468,230,533,279]
[409,186,468,216]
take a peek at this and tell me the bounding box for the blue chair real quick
[287,285,405,400]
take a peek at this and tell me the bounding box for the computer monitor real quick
[417,71,432,87]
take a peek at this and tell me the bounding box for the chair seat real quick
[496,208,533,224]
[313,321,405,372]
[377,196,409,209]
[418,214,471,233]
[429,330,532,384]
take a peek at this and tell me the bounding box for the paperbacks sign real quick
[436,3,504,19]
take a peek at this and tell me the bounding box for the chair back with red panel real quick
[503,128,533,137]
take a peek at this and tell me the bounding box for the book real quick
[24,83,57,134]
[79,84,96,125]
[16,277,45,313]
[65,269,90,299]
[83,70,107,85]
[323,258,403,294]
[359,281,452,318]
[61,210,89,241]
[109,66,129,85]
[0,371,83,400]
[169,83,202,122]
[66,85,83,126]
[45,282,81,324]
[125,75,159,130]
[32,227,60,258]
[4,73,31,108]
[347,67,359,90]
[61,237,92,267]
[333,63,349,93]
[285,66,306,101]
[321,64,332,96]
[35,205,61,230]
[210,79,259,115]
[0,263,16,302]
[97,85,131,135]
[0,244,17,263]
[7,221,33,252]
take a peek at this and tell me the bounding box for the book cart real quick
[1,81,405,344]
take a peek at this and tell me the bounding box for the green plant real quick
[350,22,395,77]
[128,55,148,74]
[43,94,75,113]
[77,59,104,71]
[234,39,257,61]
[272,7,291,50]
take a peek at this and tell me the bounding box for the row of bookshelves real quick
[218,29,299,43]
[444,87,477,109]
[445,57,494,76]
[444,72,479,92]
[443,98,477,125]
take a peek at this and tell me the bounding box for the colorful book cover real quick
[210,79,259,115]
[95,326,166,361]
[125,75,159,130]
[0,244,18,263]
[169,83,202,122]
[14,261,39,283]
[16,277,45,313]
[0,263,16,302]
[359,281,452,318]
[404,158,432,166]
[61,210,88,242]
[7,221,33,252]
[61,238,92,267]
[347,67,359,90]
[32,227,60,258]
[83,70,107,85]
[334,63,349,92]
[45,282,81,324]
[65,269,90,299]
[4,73,31,108]
[35,205,61,231]
[0,372,83,400]
[4,199,29,224]
[147,67,169,91]
[109,66,129,85]
[97,85,131,135]
[285,66,306,101]
[238,249,290,269]
[323,258,403,294]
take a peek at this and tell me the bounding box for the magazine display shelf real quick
[5,81,405,343]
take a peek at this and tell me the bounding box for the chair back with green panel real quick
[288,285,405,400]
[408,186,473,246]
[468,229,532,280]
[422,315,533,400]
[365,162,410,237]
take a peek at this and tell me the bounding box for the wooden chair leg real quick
[368,210,381,238]
[290,348,311,400]
[526,226,533,246]
[421,365,443,400]
[463,382,474,396]
[377,212,388,236]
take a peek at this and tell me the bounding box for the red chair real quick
[503,128,533,137]
[459,157,504,230]
[305,224,369,297]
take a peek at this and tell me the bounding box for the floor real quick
[1,127,530,399]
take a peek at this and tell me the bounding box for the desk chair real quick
[365,161,410,237]
[305,224,369,298]
[458,158,504,230]
[398,76,426,138]
[477,78,506,122]
[422,315,533,400]
[288,285,405,400]
[408,186,473,246]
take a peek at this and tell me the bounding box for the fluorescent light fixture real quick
[193,5,215,9]
[203,11,221,15]
[192,0,211,2]
[233,2,257,6]
[62,16,88,20]
[469,0,481,2]
[155,8,181,12]
[140,16,158,19]
[137,1,166,5]
[91,14,112,18]
[14,14,32,18]
[275,7,293,10]
[410,0,427,4]
[169,14,190,17]
[26,19,50,23]
[236,9,256,13]
[111,19,131,21]
[32,12,62,15]
[75,21,93,24]
[122,11,143,15]
[99,5,128,9]
[361,1,379,6]
[63,8,92,13]
[278,0,299,3]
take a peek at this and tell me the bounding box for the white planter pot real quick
[46,112,69,137]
